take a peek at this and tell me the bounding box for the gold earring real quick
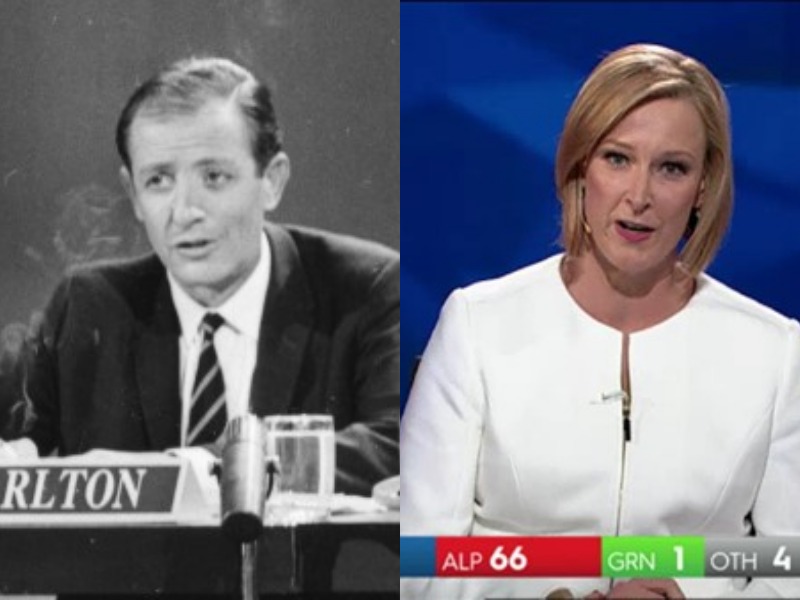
[578,181,591,235]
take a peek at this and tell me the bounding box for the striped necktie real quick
[187,312,228,446]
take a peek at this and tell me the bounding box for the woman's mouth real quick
[615,220,655,243]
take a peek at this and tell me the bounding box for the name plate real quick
[0,453,213,525]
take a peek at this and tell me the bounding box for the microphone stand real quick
[218,415,280,600]
[238,459,279,600]
[241,541,259,600]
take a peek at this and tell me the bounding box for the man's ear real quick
[119,166,143,222]
[260,152,291,213]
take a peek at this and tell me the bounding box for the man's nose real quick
[171,179,203,225]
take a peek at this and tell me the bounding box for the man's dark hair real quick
[115,56,283,173]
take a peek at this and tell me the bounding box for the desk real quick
[0,512,398,597]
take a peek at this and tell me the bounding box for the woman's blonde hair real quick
[555,44,732,276]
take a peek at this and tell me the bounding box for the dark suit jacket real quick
[2,222,399,496]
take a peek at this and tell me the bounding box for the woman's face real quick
[583,97,706,283]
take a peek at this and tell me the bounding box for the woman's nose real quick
[625,167,652,213]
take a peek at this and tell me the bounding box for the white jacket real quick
[401,254,800,598]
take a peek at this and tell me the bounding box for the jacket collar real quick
[249,222,313,416]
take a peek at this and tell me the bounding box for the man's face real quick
[122,99,289,307]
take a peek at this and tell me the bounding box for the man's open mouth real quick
[177,240,210,249]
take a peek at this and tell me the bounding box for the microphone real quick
[600,390,628,403]
[220,414,267,542]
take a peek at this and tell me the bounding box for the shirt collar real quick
[168,231,271,342]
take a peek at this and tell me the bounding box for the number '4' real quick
[774,545,792,572]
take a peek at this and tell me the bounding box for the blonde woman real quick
[401,44,800,599]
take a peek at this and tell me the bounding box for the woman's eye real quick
[662,161,688,177]
[603,151,628,167]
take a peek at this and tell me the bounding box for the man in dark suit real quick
[0,56,398,497]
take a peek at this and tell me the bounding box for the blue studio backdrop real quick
[401,1,800,411]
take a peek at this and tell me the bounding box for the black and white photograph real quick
[0,1,399,597]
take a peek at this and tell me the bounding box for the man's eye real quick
[204,169,233,187]
[144,173,173,190]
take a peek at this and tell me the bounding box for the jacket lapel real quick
[134,271,182,449]
[250,223,313,416]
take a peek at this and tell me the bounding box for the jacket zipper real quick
[610,335,633,591]
[614,389,631,537]
[607,390,631,593]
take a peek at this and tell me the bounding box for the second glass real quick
[262,414,335,525]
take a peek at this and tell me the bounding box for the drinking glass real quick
[262,414,335,525]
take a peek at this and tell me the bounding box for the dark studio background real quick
[0,0,399,333]
[401,1,800,411]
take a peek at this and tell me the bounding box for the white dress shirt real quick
[169,232,271,446]
[401,254,800,599]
